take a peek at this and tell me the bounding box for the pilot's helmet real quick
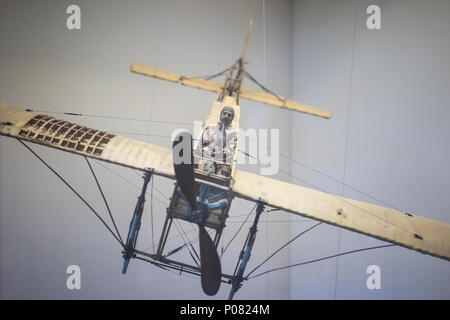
[220,106,235,126]
[220,96,236,126]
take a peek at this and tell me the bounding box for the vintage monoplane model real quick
[1,20,449,299]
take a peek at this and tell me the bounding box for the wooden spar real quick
[134,249,235,281]
[0,104,175,179]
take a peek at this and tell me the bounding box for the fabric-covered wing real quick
[239,89,332,119]
[0,104,175,179]
[232,170,450,261]
[131,64,223,93]
[131,64,332,119]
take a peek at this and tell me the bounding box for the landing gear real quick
[122,169,154,274]
[228,199,265,300]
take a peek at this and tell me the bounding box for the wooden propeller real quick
[172,131,222,296]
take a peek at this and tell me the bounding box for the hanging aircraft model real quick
[1,20,449,299]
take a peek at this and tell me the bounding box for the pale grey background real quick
[0,0,449,299]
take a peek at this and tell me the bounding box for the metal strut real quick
[228,199,265,300]
[122,168,154,274]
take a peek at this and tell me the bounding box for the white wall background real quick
[1,0,449,299]
[290,0,450,299]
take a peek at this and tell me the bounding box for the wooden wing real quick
[0,104,175,179]
[131,64,223,93]
[131,64,332,119]
[239,89,332,119]
[231,169,450,261]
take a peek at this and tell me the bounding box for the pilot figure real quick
[197,97,238,177]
